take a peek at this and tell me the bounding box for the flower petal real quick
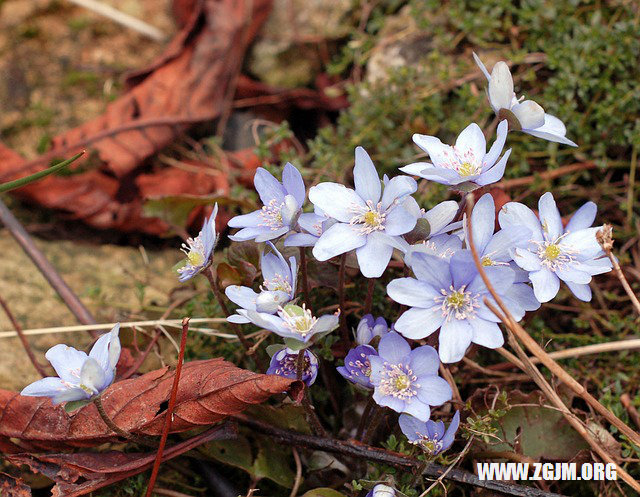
[412,134,454,169]
[282,162,305,206]
[424,201,458,235]
[469,319,504,348]
[399,414,426,442]
[538,192,563,240]
[381,176,417,211]
[469,193,495,254]
[455,123,486,160]
[438,319,473,363]
[378,331,411,363]
[408,345,441,377]
[80,357,106,394]
[472,52,491,81]
[403,399,432,421]
[476,149,511,186]
[522,114,577,147]
[21,377,69,399]
[385,205,417,236]
[530,268,560,303]
[484,120,508,167]
[387,278,441,307]
[356,233,394,278]
[254,167,285,205]
[566,202,597,232]
[499,201,543,241]
[394,307,444,340]
[565,281,592,302]
[488,61,514,112]
[484,225,531,262]
[308,183,366,223]
[45,344,87,385]
[354,146,382,204]
[511,100,545,129]
[416,376,452,406]
[312,223,366,261]
[512,248,542,271]
[409,253,452,289]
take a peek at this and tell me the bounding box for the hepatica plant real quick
[19,51,617,495]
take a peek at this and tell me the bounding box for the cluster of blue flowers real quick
[19,53,614,493]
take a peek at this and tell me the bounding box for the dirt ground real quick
[0,0,183,390]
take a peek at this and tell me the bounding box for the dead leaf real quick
[0,358,302,450]
[0,472,31,496]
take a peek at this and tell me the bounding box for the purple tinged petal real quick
[312,223,366,261]
[374,392,406,413]
[285,233,318,247]
[282,162,305,206]
[309,183,366,223]
[441,411,461,450]
[499,201,543,241]
[254,226,290,243]
[476,149,511,186]
[561,228,604,260]
[394,307,444,339]
[530,268,560,302]
[555,267,592,284]
[45,344,87,385]
[399,414,425,443]
[381,176,417,211]
[484,225,531,262]
[356,233,394,278]
[455,123,486,159]
[484,120,508,167]
[473,52,491,80]
[416,376,452,406]
[566,202,597,232]
[412,134,454,169]
[228,226,271,242]
[378,331,411,364]
[254,167,286,205]
[227,210,263,228]
[387,278,441,307]
[512,248,542,271]
[408,345,441,377]
[403,399,431,421]
[354,146,381,203]
[522,114,577,147]
[399,162,433,176]
[469,319,504,348]
[424,201,458,235]
[470,193,496,254]
[438,319,473,363]
[409,253,452,289]
[225,285,259,310]
[565,281,592,302]
[449,250,478,288]
[538,192,563,240]
[80,357,106,394]
[385,205,418,236]
[21,377,69,398]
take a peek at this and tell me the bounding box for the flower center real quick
[481,256,493,266]
[545,244,561,260]
[280,304,317,338]
[533,236,577,272]
[274,352,312,378]
[379,363,419,400]
[349,200,386,234]
[179,237,207,271]
[259,198,285,230]
[417,436,443,454]
[347,351,372,378]
[458,161,478,177]
[435,285,479,321]
[187,250,204,267]
[263,273,292,294]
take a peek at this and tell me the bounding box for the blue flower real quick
[369,332,451,421]
[499,192,612,303]
[284,208,335,248]
[228,163,305,242]
[308,147,418,278]
[336,344,378,389]
[473,53,577,147]
[399,411,460,456]
[21,324,121,405]
[355,314,389,345]
[225,242,297,323]
[366,484,396,497]
[400,121,511,190]
[236,304,339,346]
[177,204,219,282]
[267,347,318,386]
[387,251,527,363]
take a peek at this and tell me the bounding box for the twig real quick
[464,195,640,492]
[0,198,98,337]
[145,317,190,497]
[621,394,640,430]
[494,162,596,190]
[338,254,349,343]
[439,363,462,405]
[362,405,385,445]
[233,416,564,497]
[356,395,376,441]
[597,225,640,316]
[364,278,375,315]
[418,436,474,497]
[290,448,302,497]
[0,294,48,377]
[627,144,637,227]
[68,0,166,41]
[299,247,310,304]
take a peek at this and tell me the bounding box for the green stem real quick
[0,152,83,193]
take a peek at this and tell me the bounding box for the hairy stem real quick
[338,254,349,343]
[362,405,385,445]
[363,278,375,315]
[94,395,155,447]
[299,247,310,304]
[297,351,327,437]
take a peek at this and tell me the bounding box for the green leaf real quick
[0,152,83,193]
[301,489,347,497]
[64,399,92,413]
[142,194,222,231]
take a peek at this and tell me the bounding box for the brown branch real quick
[464,194,640,493]
[363,278,375,316]
[338,254,349,343]
[233,415,564,497]
[0,295,49,377]
[494,162,596,190]
[299,247,310,304]
[621,394,640,431]
[0,198,98,337]
[145,317,190,497]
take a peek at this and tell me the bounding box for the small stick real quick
[289,448,302,497]
[0,295,48,378]
[296,351,327,437]
[299,247,310,304]
[627,144,637,227]
[621,394,640,430]
[337,254,349,342]
[0,198,98,337]
[356,395,376,441]
[68,0,166,41]
[145,317,190,497]
[362,405,385,445]
[494,161,596,190]
[597,225,640,316]
[439,363,462,405]
[94,395,155,447]
[417,436,474,497]
[363,278,375,315]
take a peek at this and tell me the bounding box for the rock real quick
[247,0,353,88]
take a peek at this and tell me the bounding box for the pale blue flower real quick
[400,121,511,190]
[177,204,218,282]
[369,332,452,421]
[309,147,418,277]
[236,304,339,346]
[228,163,305,242]
[399,411,460,456]
[225,242,297,323]
[387,251,528,363]
[284,207,335,248]
[337,344,377,389]
[366,484,396,497]
[21,324,121,405]
[267,347,318,386]
[473,53,577,147]
[355,314,389,345]
[499,192,612,303]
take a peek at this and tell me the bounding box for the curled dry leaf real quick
[0,358,302,450]
[0,472,32,497]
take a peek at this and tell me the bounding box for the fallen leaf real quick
[0,358,302,450]
[0,472,31,496]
